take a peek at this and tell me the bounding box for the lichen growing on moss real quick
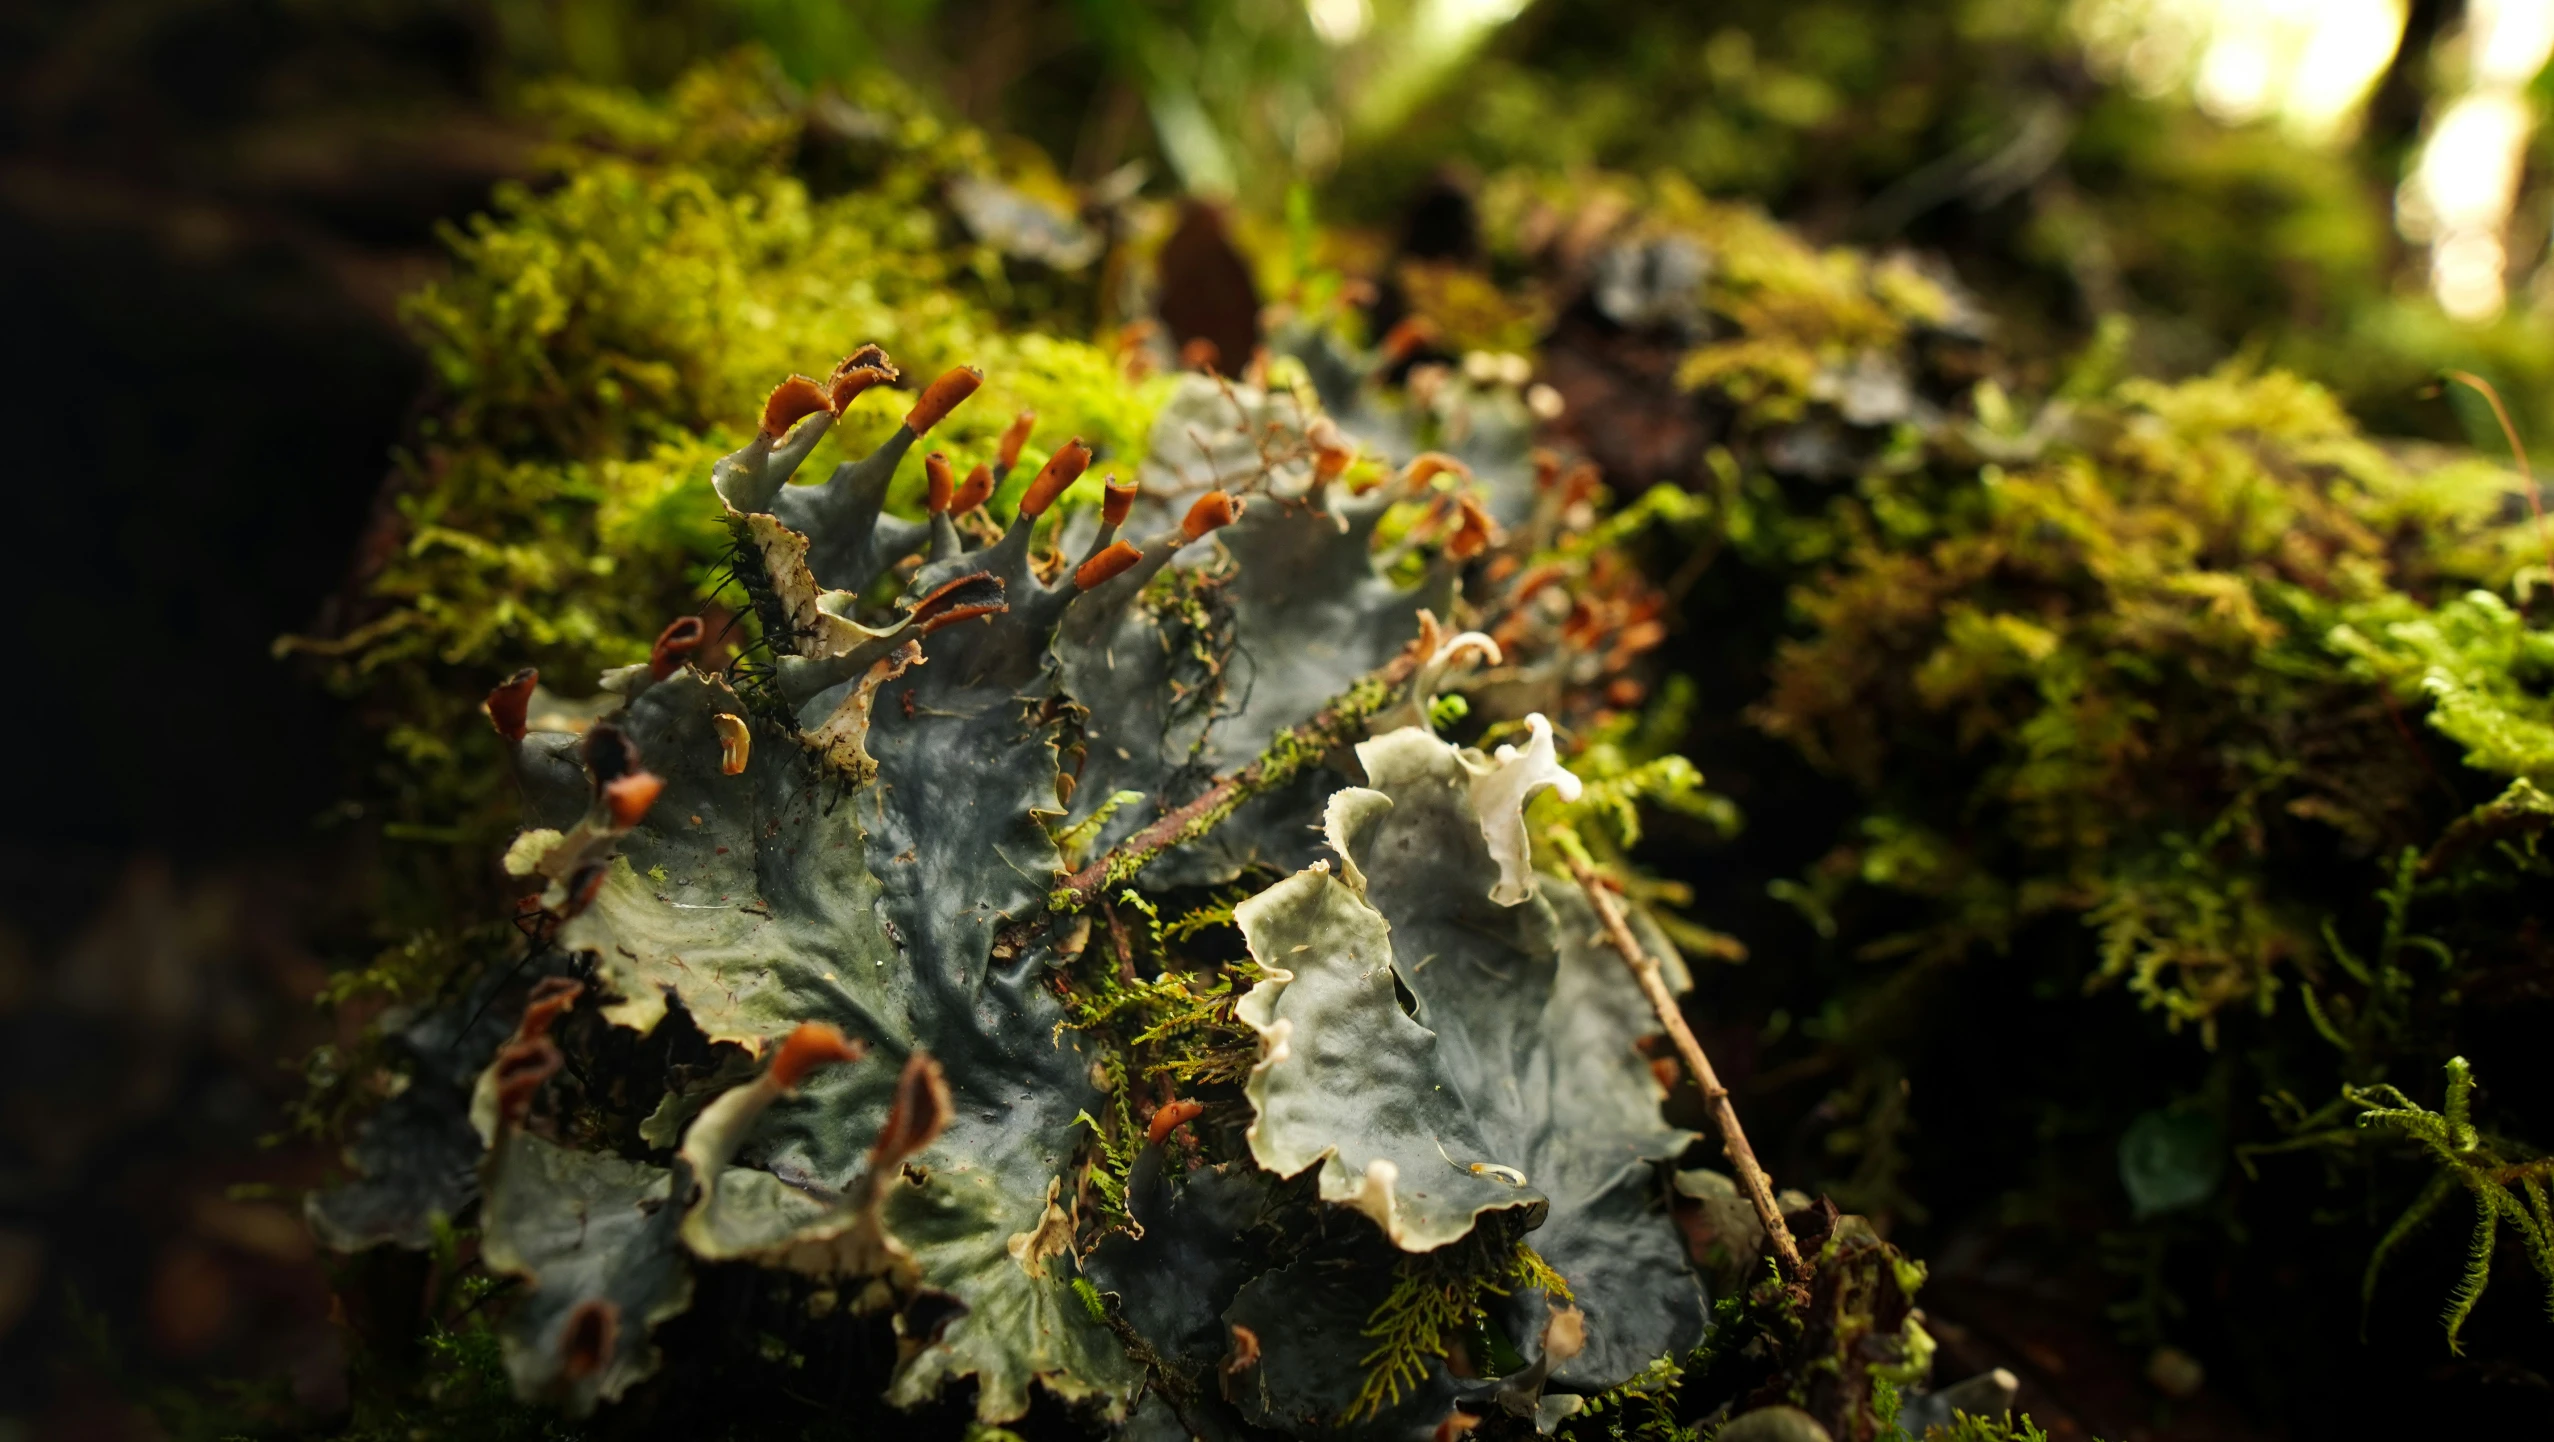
[285,51,1169,866]
[308,292,1761,1438]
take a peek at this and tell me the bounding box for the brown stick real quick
[1567,853,1806,1280]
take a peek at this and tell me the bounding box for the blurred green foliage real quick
[1335,0,2554,452]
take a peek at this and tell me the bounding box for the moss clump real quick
[1350,161,2554,1430]
[1752,362,2525,1040]
[286,50,1167,871]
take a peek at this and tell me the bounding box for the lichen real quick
[312,300,1720,1439]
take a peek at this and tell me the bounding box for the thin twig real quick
[2443,370,2554,588]
[1565,852,1807,1281]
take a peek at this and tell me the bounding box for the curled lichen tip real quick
[1469,713,1582,906]
[1075,540,1143,591]
[1020,437,1093,518]
[762,374,834,439]
[1414,609,1503,677]
[768,1020,866,1091]
[1182,489,1242,540]
[903,364,983,435]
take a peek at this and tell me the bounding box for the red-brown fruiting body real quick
[1219,1323,1260,1403]
[603,771,665,829]
[1381,315,1438,362]
[1447,494,1499,561]
[762,375,833,438]
[829,364,894,412]
[650,616,706,680]
[1102,476,1138,528]
[1180,336,1222,374]
[871,1052,953,1166]
[768,1020,866,1090]
[925,452,956,513]
[1308,418,1353,480]
[1075,541,1143,591]
[1431,1411,1481,1442]
[1531,448,1562,490]
[582,722,637,784]
[521,976,586,1037]
[1019,439,1093,518]
[828,343,897,407]
[1613,619,1667,656]
[1181,490,1242,540]
[833,342,892,380]
[951,464,996,513]
[997,411,1036,471]
[486,668,538,741]
[912,574,1008,632]
[559,1300,620,1381]
[903,365,983,435]
[713,713,751,776]
[492,1038,565,1127]
[492,978,583,1127]
[563,862,611,916]
[1403,452,1470,490]
[1646,1051,1681,1095]
[1507,562,1569,601]
[1147,1097,1204,1143]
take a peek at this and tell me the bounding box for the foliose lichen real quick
[312,311,1726,1440]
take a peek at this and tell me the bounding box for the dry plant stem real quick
[2443,369,2554,584]
[1567,854,1807,1281]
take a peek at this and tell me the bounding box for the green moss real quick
[2347,1057,2554,1354]
[1350,1217,1569,1421]
[288,50,1166,869]
[1740,358,2538,1039]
